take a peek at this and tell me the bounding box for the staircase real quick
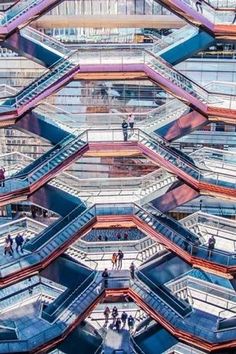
[0,0,62,37]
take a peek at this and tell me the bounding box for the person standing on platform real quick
[128,315,135,332]
[5,234,13,254]
[104,306,110,324]
[102,268,109,288]
[115,317,121,332]
[121,311,128,328]
[122,120,128,142]
[4,238,13,256]
[128,113,135,136]
[112,306,118,325]
[117,250,124,270]
[15,234,24,254]
[130,262,135,280]
[111,253,117,270]
[207,235,216,258]
[0,166,5,187]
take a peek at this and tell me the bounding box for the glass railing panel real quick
[152,25,197,55]
[186,279,236,303]
[0,84,16,97]
[191,148,236,172]
[0,218,28,245]
[196,213,236,233]
[177,0,234,24]
[137,130,201,176]
[48,0,169,16]
[95,203,135,216]
[210,0,236,8]
[15,132,77,175]
[1,0,43,25]
[0,152,31,175]
[14,55,75,108]
[42,271,96,321]
[72,48,143,65]
[145,99,187,128]
[200,169,236,189]
[21,27,71,57]
[57,168,173,193]
[25,201,88,251]
[204,81,236,96]
[0,96,16,112]
[135,205,235,267]
[38,99,185,133]
[143,52,210,104]
[208,91,236,110]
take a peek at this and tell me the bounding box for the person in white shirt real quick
[128,113,135,135]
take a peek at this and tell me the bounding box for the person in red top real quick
[0,166,6,187]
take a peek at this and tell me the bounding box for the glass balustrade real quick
[152,25,198,55]
[143,52,210,104]
[0,201,236,282]
[21,27,72,57]
[209,0,236,8]
[0,0,49,26]
[0,273,131,352]
[163,343,209,354]
[0,217,45,247]
[37,99,183,132]
[191,147,236,173]
[55,168,174,193]
[133,278,231,343]
[204,81,236,95]
[1,129,236,196]
[175,0,235,24]
[1,48,236,114]
[134,204,236,267]
[48,0,168,16]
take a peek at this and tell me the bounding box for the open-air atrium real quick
[0,0,236,353]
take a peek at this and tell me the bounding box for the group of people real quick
[103,306,135,332]
[4,233,24,256]
[111,250,124,270]
[97,232,129,242]
[122,114,135,142]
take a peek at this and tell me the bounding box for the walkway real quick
[103,328,133,354]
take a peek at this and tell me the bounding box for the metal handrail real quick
[137,271,192,314]
[42,271,98,321]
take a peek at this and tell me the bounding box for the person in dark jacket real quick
[115,317,121,332]
[102,268,109,288]
[207,235,216,258]
[130,262,135,280]
[121,311,128,328]
[117,250,124,270]
[15,234,24,254]
[122,120,128,142]
[128,315,135,332]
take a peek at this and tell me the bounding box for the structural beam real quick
[34,14,185,29]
